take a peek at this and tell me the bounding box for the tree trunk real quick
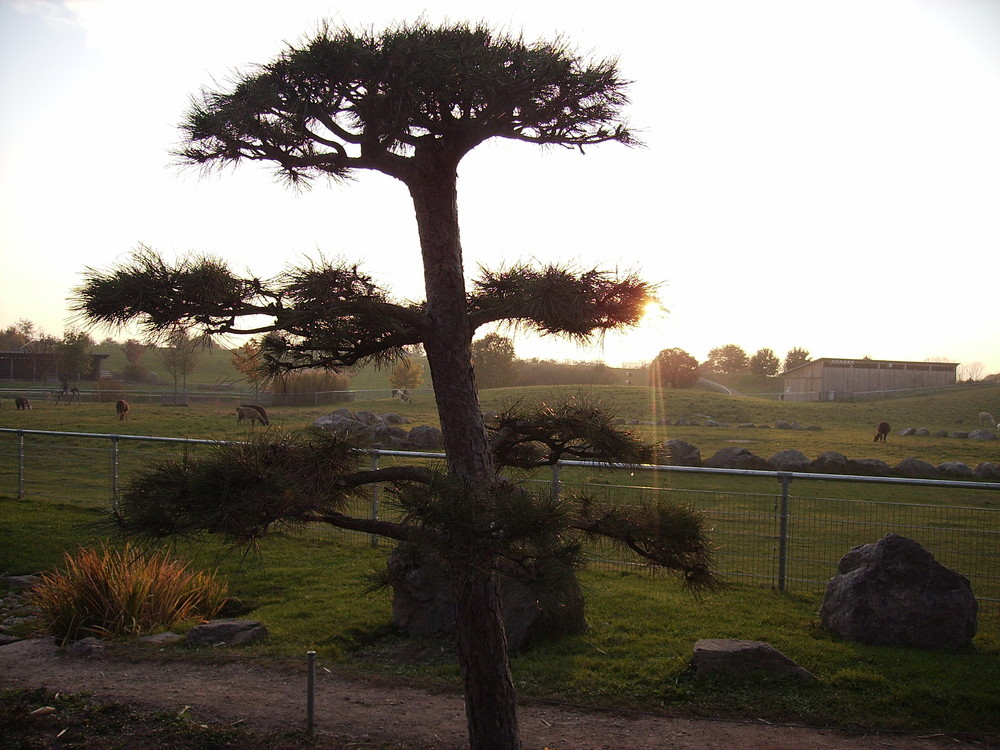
[407,160,522,750]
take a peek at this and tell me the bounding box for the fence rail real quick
[2,428,999,608]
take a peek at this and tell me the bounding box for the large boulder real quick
[387,544,587,652]
[704,447,767,470]
[973,462,1000,480]
[810,451,849,474]
[891,457,940,479]
[658,439,701,467]
[819,534,977,650]
[766,449,811,472]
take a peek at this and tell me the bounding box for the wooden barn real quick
[780,358,959,402]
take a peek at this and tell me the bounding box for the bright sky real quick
[2,0,999,374]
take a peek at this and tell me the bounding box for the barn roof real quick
[780,357,960,376]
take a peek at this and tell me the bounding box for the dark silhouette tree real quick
[706,344,748,375]
[472,333,519,389]
[748,347,780,377]
[651,347,699,389]
[72,21,715,750]
[783,347,811,372]
[56,329,95,382]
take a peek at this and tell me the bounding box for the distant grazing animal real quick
[115,400,129,421]
[15,397,31,410]
[236,405,264,425]
[392,388,412,403]
[873,421,890,443]
[55,383,81,405]
[239,404,269,425]
[979,412,997,429]
[954,417,964,427]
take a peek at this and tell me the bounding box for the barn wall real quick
[782,359,958,401]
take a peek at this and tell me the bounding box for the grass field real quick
[2,383,999,735]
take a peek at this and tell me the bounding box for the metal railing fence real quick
[2,428,998,608]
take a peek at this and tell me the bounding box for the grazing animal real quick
[55,382,80,405]
[954,417,964,427]
[874,421,890,443]
[239,404,269,425]
[15,396,31,410]
[236,406,264,425]
[392,388,412,403]
[115,400,129,421]
[979,412,997,429]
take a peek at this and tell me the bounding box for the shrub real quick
[29,544,228,642]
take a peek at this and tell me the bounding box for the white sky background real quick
[1,0,998,374]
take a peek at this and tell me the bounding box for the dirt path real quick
[0,638,990,750]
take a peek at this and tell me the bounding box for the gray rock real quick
[820,534,977,650]
[658,439,701,467]
[766,449,811,472]
[933,430,949,437]
[915,428,930,436]
[704,447,767,470]
[65,637,105,656]
[844,458,890,476]
[951,431,970,439]
[891,457,940,479]
[937,462,974,479]
[185,619,268,646]
[897,427,916,436]
[968,429,997,441]
[407,425,444,450]
[974,462,1000,480]
[693,639,815,680]
[387,545,586,651]
[1,575,41,590]
[139,632,184,645]
[810,451,849,474]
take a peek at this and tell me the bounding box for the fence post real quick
[110,435,121,513]
[551,463,561,503]
[16,430,25,500]
[777,473,792,592]
[369,452,380,548]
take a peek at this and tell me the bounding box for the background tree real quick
[73,21,712,750]
[389,356,424,391]
[158,329,205,403]
[959,362,986,382]
[651,347,699,389]
[56,329,95,382]
[472,333,519,390]
[783,347,811,372]
[748,347,780,377]
[0,319,37,350]
[120,338,149,382]
[706,344,749,375]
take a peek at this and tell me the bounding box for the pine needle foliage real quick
[29,544,228,643]
[113,429,368,544]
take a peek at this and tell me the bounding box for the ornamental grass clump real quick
[30,544,228,643]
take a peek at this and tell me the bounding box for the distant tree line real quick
[649,345,813,390]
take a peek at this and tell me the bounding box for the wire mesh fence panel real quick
[2,429,998,609]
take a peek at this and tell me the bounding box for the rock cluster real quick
[656,440,1000,480]
[313,409,444,450]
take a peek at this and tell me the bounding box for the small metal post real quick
[110,435,121,513]
[551,463,561,503]
[16,430,25,500]
[306,650,316,736]
[777,474,792,592]
[369,452,380,548]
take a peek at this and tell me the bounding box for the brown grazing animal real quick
[239,404,269,425]
[979,412,997,429]
[236,405,264,425]
[873,421,890,443]
[15,396,31,410]
[115,400,129,421]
